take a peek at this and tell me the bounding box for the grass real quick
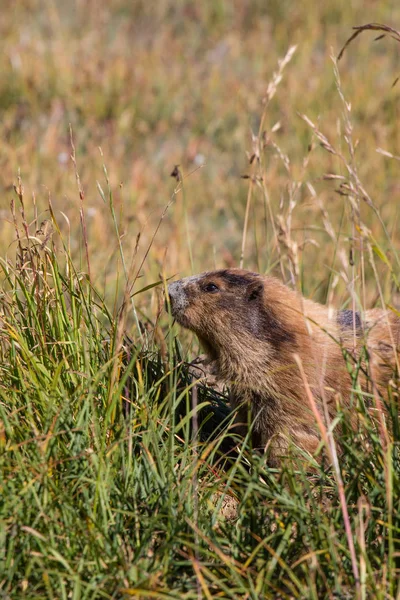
[0,3,400,599]
[0,228,399,597]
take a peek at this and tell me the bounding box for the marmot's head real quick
[167,269,295,359]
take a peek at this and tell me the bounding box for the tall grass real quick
[1,209,399,597]
[0,4,400,599]
[1,98,400,599]
[1,2,400,294]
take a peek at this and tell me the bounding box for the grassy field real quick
[1,2,400,598]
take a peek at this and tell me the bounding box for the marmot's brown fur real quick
[168,269,400,460]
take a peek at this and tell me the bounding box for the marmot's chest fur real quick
[168,268,400,458]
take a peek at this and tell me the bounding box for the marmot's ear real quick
[247,281,263,301]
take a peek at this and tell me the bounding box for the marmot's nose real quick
[167,281,179,306]
[166,280,178,311]
[166,280,187,314]
[167,281,181,297]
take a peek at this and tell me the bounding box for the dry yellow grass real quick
[1,2,399,329]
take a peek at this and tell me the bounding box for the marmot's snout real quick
[167,280,189,318]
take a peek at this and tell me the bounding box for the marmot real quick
[167,268,399,460]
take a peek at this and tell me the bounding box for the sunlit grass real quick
[1,2,400,298]
[1,219,399,597]
[1,3,400,599]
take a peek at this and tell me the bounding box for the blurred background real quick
[1,0,400,321]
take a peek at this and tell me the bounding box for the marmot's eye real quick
[203,282,219,293]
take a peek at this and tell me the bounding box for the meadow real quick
[1,2,400,598]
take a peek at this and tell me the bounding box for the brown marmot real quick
[167,268,399,460]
